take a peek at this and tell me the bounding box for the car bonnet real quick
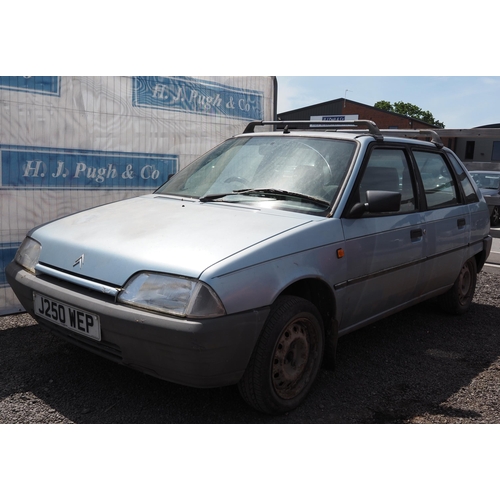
[31,194,313,286]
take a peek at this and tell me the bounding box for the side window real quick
[413,150,460,209]
[447,152,479,203]
[357,148,416,214]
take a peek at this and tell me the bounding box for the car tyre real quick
[490,206,500,227]
[439,257,477,315]
[238,296,324,414]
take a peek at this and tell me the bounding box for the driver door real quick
[339,146,425,332]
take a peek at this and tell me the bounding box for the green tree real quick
[373,100,392,112]
[374,100,445,128]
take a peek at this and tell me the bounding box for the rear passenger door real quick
[412,149,469,295]
[340,146,425,331]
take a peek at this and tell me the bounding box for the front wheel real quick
[238,296,324,414]
[439,257,477,315]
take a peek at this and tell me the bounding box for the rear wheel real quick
[490,206,500,227]
[238,296,324,414]
[439,257,477,315]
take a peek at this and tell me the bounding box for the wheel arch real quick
[475,250,486,273]
[278,277,338,369]
[474,235,493,273]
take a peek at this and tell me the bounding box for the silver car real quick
[469,170,500,227]
[6,120,492,414]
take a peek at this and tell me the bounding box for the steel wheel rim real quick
[271,317,318,400]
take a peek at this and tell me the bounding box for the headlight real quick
[117,272,226,318]
[15,237,41,273]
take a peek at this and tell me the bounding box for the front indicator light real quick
[14,237,41,273]
[118,272,226,318]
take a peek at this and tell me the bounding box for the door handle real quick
[410,228,423,240]
[457,218,466,229]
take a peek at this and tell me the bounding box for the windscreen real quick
[156,136,356,214]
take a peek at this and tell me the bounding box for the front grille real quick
[36,271,118,304]
[36,263,121,299]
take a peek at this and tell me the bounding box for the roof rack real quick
[243,120,383,138]
[243,121,500,149]
[243,120,446,146]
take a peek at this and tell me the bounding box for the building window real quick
[492,141,500,162]
[465,141,475,160]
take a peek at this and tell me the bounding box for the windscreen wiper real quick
[199,192,238,202]
[199,188,330,209]
[199,189,265,203]
[234,188,331,208]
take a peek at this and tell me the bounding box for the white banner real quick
[0,76,276,314]
[310,114,359,126]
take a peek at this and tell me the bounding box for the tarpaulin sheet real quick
[0,76,276,314]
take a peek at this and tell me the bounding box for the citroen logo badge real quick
[73,254,85,269]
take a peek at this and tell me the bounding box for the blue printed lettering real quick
[52,161,69,178]
[23,160,46,177]
[133,77,263,121]
[1,145,178,189]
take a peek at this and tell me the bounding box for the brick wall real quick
[278,99,439,130]
[341,101,437,130]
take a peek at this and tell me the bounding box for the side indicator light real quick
[337,248,345,259]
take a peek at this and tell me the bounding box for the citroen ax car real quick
[469,170,500,227]
[6,120,492,414]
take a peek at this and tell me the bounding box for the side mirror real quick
[348,190,402,217]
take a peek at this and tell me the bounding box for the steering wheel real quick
[295,142,333,179]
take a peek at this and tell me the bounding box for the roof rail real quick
[243,120,383,138]
[377,129,444,148]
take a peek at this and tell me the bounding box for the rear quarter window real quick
[413,150,459,209]
[446,152,479,203]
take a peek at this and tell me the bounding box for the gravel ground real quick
[1,269,500,424]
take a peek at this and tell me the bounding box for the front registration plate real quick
[34,293,101,341]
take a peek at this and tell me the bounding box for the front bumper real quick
[6,261,269,388]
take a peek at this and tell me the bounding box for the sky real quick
[276,76,500,129]
[5,0,498,133]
